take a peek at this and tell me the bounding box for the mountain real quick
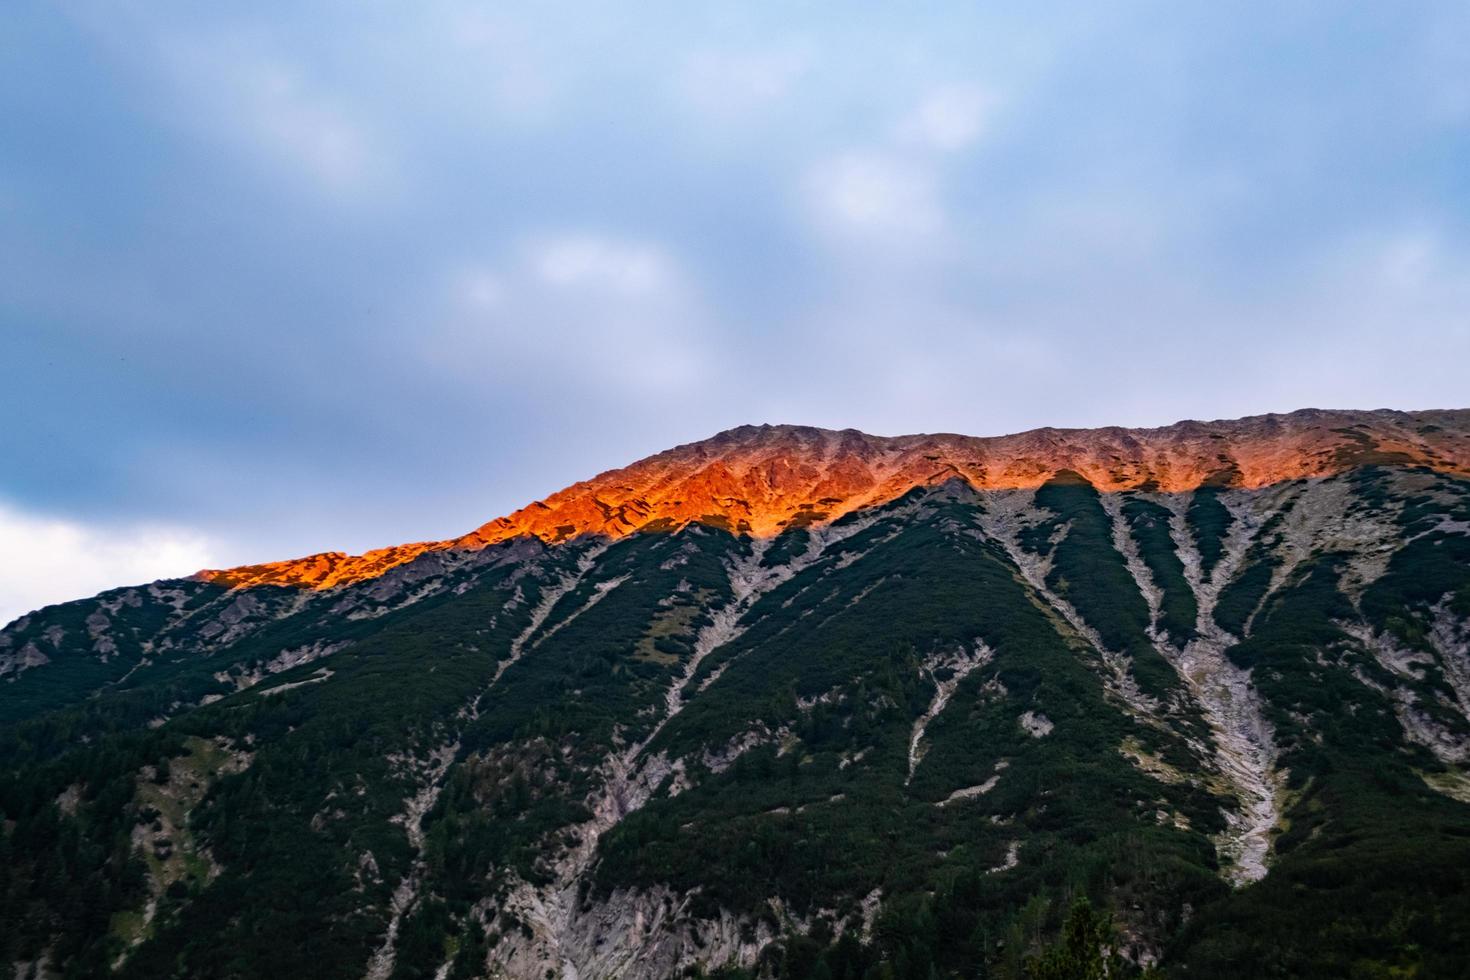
[196,408,1470,589]
[3,407,1470,979]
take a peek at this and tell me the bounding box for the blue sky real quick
[3,1,1469,620]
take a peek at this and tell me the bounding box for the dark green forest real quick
[3,466,1470,979]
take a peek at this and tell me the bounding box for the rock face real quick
[198,408,1470,589]
[6,407,1470,980]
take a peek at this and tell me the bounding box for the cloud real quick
[1304,227,1470,342]
[1368,230,1445,292]
[234,61,381,194]
[158,46,389,200]
[799,83,993,246]
[528,235,672,294]
[899,84,995,152]
[804,151,941,237]
[677,47,811,120]
[6,1,1469,589]
[0,502,219,627]
[455,268,508,311]
[435,232,709,395]
[434,6,558,118]
[63,7,390,201]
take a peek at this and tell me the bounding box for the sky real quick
[3,1,1469,623]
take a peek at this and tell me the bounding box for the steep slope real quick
[3,408,1470,980]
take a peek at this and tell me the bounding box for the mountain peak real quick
[197,407,1470,589]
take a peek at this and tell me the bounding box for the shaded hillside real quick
[3,410,1470,979]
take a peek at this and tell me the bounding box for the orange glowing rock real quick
[197,408,1470,590]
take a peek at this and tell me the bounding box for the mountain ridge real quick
[5,405,1470,978]
[199,407,1470,589]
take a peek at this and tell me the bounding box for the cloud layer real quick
[0,502,218,627]
[2,1,1468,598]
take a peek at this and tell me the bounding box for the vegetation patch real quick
[1034,473,1183,703]
[1185,486,1233,580]
[1122,496,1198,643]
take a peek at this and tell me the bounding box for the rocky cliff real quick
[198,408,1470,589]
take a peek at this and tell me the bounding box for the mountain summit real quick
[201,408,1470,589]
[5,407,1470,979]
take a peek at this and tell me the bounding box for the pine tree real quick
[1023,899,1127,980]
